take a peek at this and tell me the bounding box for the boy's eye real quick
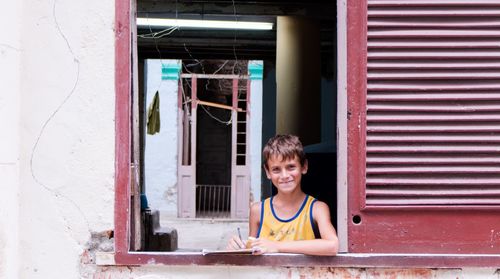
[271,168,280,173]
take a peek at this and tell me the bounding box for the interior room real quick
[135,0,337,252]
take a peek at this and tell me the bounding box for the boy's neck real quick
[274,188,306,204]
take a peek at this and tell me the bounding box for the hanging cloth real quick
[147,91,161,135]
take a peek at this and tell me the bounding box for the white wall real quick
[144,59,179,216]
[0,1,21,278]
[249,61,263,203]
[16,0,115,278]
[143,60,262,214]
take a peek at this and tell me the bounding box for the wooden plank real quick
[367,155,500,165]
[369,0,500,6]
[197,100,243,112]
[366,166,500,174]
[114,0,132,259]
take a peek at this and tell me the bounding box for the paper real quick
[201,248,255,256]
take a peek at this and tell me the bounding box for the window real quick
[114,0,500,267]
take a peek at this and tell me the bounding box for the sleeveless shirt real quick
[256,195,319,241]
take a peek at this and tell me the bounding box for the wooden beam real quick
[197,99,243,112]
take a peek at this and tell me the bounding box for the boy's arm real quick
[248,201,261,237]
[227,201,261,250]
[251,201,339,256]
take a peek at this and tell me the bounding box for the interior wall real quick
[276,16,322,146]
[261,60,277,199]
[321,78,336,143]
[144,59,179,216]
[249,61,264,203]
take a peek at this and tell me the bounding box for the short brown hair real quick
[262,134,306,169]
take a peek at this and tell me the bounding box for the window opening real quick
[129,0,337,253]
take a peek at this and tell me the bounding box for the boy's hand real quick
[226,235,246,250]
[249,238,280,255]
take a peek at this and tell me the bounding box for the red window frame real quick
[114,0,500,267]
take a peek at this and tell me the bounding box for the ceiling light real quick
[137,18,274,30]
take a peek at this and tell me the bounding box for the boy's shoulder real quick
[250,200,262,213]
[311,199,331,219]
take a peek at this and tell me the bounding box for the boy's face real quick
[264,155,308,194]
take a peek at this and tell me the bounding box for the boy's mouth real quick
[279,180,294,185]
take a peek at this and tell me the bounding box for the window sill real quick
[97,251,500,268]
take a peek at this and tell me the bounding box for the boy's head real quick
[262,134,306,170]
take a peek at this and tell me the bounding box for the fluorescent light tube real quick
[137,18,273,30]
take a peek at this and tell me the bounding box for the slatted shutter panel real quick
[347,0,500,253]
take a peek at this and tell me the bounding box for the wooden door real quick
[231,78,251,219]
[177,76,197,218]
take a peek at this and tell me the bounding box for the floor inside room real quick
[160,214,248,251]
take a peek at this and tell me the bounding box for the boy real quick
[228,134,339,255]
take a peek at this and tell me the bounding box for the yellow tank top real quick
[257,195,319,241]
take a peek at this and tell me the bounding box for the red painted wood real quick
[350,211,500,253]
[367,134,500,143]
[368,9,500,17]
[114,0,131,259]
[368,30,500,38]
[112,252,500,268]
[367,93,500,101]
[367,155,500,165]
[369,62,500,69]
[348,0,500,253]
[368,83,500,91]
[369,0,500,6]
[232,78,238,110]
[369,20,500,28]
[347,0,368,249]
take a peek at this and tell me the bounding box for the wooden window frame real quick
[114,0,500,267]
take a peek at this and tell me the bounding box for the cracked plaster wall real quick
[14,0,115,278]
[0,1,22,279]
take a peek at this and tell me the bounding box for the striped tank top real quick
[257,195,319,241]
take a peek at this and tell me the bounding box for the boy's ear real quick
[263,164,271,179]
[302,159,308,174]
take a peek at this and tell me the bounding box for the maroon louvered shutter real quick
[347,0,500,253]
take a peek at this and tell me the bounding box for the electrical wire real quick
[231,0,239,75]
[138,26,178,39]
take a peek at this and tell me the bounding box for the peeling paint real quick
[80,230,114,278]
[367,268,432,279]
[297,267,364,279]
[164,184,178,204]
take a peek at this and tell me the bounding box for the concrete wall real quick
[11,0,116,277]
[249,61,263,203]
[89,266,500,279]
[143,59,262,215]
[144,59,179,216]
[0,0,496,278]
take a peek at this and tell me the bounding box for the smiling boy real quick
[228,134,339,256]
